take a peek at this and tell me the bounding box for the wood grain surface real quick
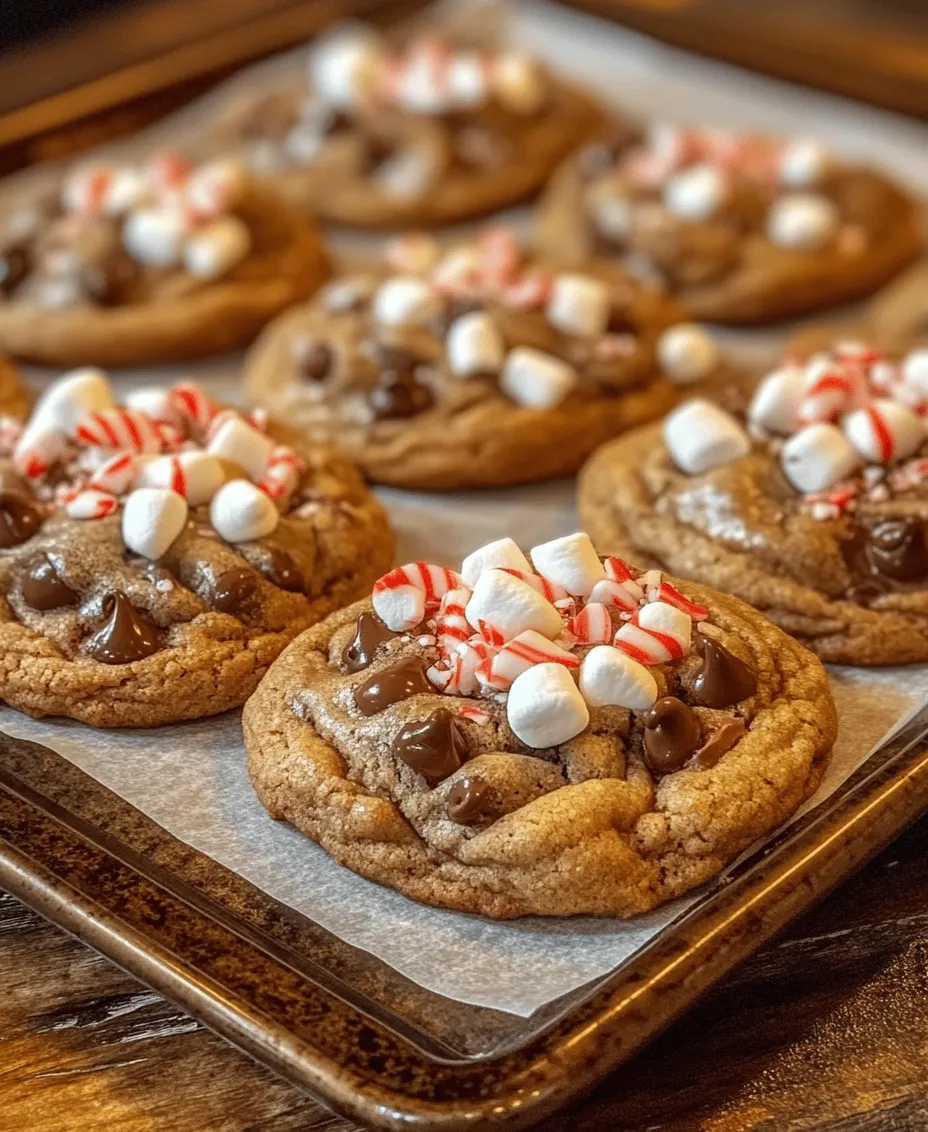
[1,813,926,1131]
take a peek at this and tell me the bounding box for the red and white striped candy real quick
[65,488,119,520]
[457,704,491,725]
[63,166,113,217]
[602,556,645,598]
[124,387,183,427]
[434,586,473,656]
[427,638,491,696]
[566,602,613,644]
[502,271,552,311]
[613,601,692,665]
[14,431,64,479]
[479,227,520,287]
[150,153,192,197]
[588,578,639,614]
[257,446,303,503]
[797,360,854,425]
[170,383,218,433]
[475,629,579,691]
[139,451,224,507]
[75,409,163,454]
[652,581,709,622]
[372,562,462,631]
[843,400,925,465]
[88,451,137,496]
[497,567,569,603]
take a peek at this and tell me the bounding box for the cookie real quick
[579,340,928,664]
[243,226,718,490]
[244,532,836,919]
[208,25,603,228]
[0,370,392,728]
[536,124,922,324]
[0,354,29,421]
[0,153,330,367]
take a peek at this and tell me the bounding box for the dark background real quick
[1,0,139,49]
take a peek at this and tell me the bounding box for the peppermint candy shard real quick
[654,581,709,622]
[566,602,613,644]
[475,629,578,692]
[372,562,463,631]
[65,488,119,520]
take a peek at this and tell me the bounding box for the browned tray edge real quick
[1,721,927,1131]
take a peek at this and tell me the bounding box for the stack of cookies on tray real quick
[0,9,924,920]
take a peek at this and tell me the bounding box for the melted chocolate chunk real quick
[293,338,333,382]
[369,371,434,420]
[21,555,78,611]
[213,567,259,614]
[0,242,29,295]
[689,717,746,770]
[342,611,399,673]
[691,636,758,708]
[642,696,702,776]
[447,775,493,825]
[263,548,305,593]
[841,519,928,603]
[392,708,466,782]
[354,656,432,716]
[370,341,422,372]
[0,490,43,548]
[85,593,163,664]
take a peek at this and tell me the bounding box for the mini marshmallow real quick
[748,364,806,434]
[140,451,225,506]
[545,273,610,338]
[104,169,149,215]
[465,569,563,642]
[901,350,928,398]
[780,423,860,493]
[499,347,577,409]
[123,206,189,268]
[310,28,383,110]
[446,53,487,109]
[491,53,546,115]
[530,532,605,598]
[207,417,274,481]
[842,400,925,465]
[183,216,251,280]
[461,537,532,587]
[656,324,719,384]
[124,387,182,427]
[210,479,279,543]
[506,662,589,749]
[663,399,751,475]
[638,600,692,651]
[579,645,658,710]
[663,163,727,221]
[588,184,632,242]
[185,160,245,216]
[778,140,831,188]
[446,311,505,377]
[372,276,442,328]
[767,193,839,249]
[16,368,115,469]
[122,488,188,560]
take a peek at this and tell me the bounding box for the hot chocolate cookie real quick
[0,354,28,421]
[0,371,391,727]
[244,227,719,490]
[208,25,603,228]
[537,124,922,324]
[580,340,928,664]
[244,532,836,918]
[0,154,329,366]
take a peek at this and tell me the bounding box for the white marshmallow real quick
[461,538,532,587]
[638,600,692,653]
[506,663,589,749]
[778,140,831,188]
[183,215,251,280]
[446,54,487,109]
[16,367,115,467]
[446,311,504,378]
[122,488,188,560]
[663,163,727,220]
[123,207,188,268]
[579,645,658,710]
[104,169,149,215]
[432,246,482,292]
[748,364,806,434]
[139,452,225,507]
[310,29,383,110]
[207,417,274,481]
[499,347,577,409]
[185,160,246,216]
[372,276,442,328]
[656,324,719,384]
[210,479,279,543]
[530,532,605,598]
[546,273,610,338]
[491,53,546,115]
[124,386,182,427]
[465,569,563,642]
[842,400,925,464]
[780,423,860,493]
[901,350,928,398]
[767,193,838,249]
[663,399,751,475]
[588,185,632,242]
[374,148,436,199]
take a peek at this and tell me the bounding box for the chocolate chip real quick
[868,518,928,582]
[213,567,259,614]
[369,371,434,420]
[690,636,758,708]
[576,140,620,181]
[0,490,43,548]
[353,656,432,716]
[689,718,746,770]
[21,555,78,611]
[85,592,162,664]
[370,341,421,372]
[392,708,466,782]
[642,696,701,776]
[292,337,333,382]
[342,611,399,673]
[263,548,305,593]
[447,775,493,825]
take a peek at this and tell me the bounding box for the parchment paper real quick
[3,0,928,1018]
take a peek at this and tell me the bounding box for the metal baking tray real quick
[1,701,926,1129]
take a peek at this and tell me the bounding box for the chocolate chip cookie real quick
[0,154,330,367]
[0,354,28,421]
[0,370,392,727]
[243,227,718,490]
[537,124,922,324]
[580,340,928,664]
[244,532,836,918]
[208,26,603,228]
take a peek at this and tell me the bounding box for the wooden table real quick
[2,812,926,1131]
